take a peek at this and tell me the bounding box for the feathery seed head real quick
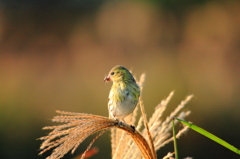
[104,65,136,83]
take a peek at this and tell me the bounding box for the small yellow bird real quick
[104,65,140,123]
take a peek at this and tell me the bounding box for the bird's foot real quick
[113,118,123,127]
[117,121,123,127]
[130,125,135,132]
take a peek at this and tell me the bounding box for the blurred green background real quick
[0,0,240,158]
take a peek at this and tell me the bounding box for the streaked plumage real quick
[104,65,140,122]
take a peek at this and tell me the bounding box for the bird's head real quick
[104,65,135,83]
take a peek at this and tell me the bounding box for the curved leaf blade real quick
[174,117,240,155]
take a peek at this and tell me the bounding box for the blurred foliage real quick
[0,0,240,159]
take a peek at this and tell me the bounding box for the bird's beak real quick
[104,76,111,82]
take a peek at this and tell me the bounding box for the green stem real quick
[172,118,178,159]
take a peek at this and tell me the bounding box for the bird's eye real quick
[111,72,115,75]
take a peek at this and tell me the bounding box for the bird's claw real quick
[130,125,135,132]
[117,121,123,127]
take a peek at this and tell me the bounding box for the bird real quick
[104,65,140,124]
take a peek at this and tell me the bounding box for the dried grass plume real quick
[39,74,193,159]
